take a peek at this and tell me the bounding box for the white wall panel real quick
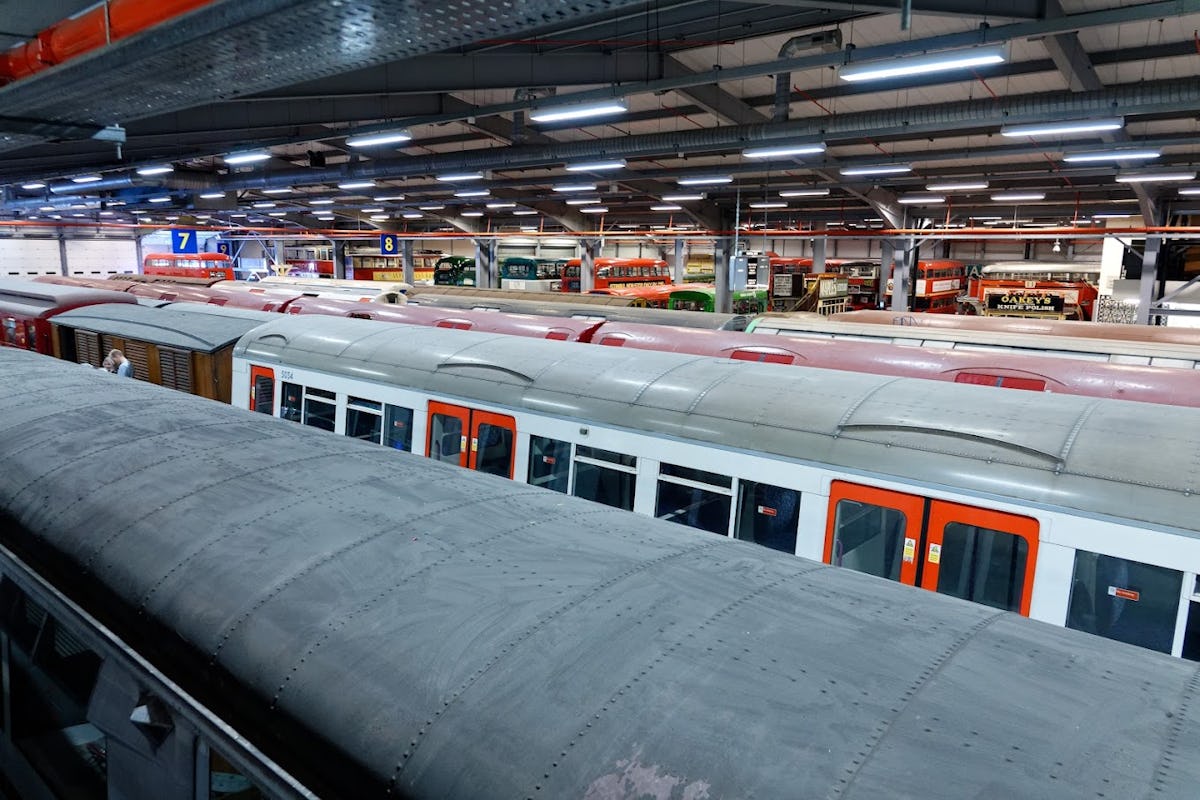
[64,238,138,276]
[0,238,63,277]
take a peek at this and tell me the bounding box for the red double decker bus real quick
[143,252,236,281]
[561,257,671,293]
[884,259,965,313]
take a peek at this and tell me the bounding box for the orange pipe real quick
[0,0,216,85]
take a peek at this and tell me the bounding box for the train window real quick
[208,748,267,799]
[429,413,464,464]
[1066,551,1181,655]
[573,446,637,511]
[346,397,383,444]
[1182,598,1200,662]
[475,423,514,477]
[655,464,733,536]
[280,383,302,422]
[3,317,16,345]
[528,436,570,493]
[830,500,906,581]
[933,522,1028,613]
[302,387,336,432]
[734,481,801,554]
[159,347,194,393]
[251,370,274,414]
[385,405,413,451]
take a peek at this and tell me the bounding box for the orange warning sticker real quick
[903,537,916,564]
[928,543,942,565]
[1108,586,1141,602]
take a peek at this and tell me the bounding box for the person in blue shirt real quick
[108,349,133,378]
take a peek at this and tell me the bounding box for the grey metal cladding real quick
[236,316,1200,533]
[2,346,1200,798]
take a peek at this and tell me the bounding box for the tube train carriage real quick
[234,316,1200,660]
[1,349,1199,799]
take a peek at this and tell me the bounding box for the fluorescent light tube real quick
[565,198,601,205]
[486,202,516,209]
[897,194,945,204]
[346,129,412,147]
[749,202,789,209]
[402,212,423,219]
[840,44,1006,82]
[990,191,1045,201]
[374,195,405,201]
[566,160,626,171]
[1179,187,1200,195]
[224,151,272,165]
[529,99,627,123]
[309,198,335,205]
[437,172,484,182]
[200,191,226,199]
[1115,171,1196,183]
[677,176,732,185]
[461,211,485,217]
[579,206,608,213]
[1001,118,1123,137]
[338,180,377,190]
[454,189,490,197]
[148,196,171,203]
[554,184,597,192]
[512,209,538,215]
[662,194,704,201]
[925,181,988,191]
[252,201,276,208]
[651,204,683,211]
[262,187,292,194]
[418,204,446,210]
[136,165,173,176]
[1062,149,1159,163]
[840,164,911,176]
[742,143,826,159]
[21,182,46,190]
[72,174,103,183]
[779,188,830,197]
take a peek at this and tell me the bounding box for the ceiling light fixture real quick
[1114,170,1197,183]
[651,204,683,211]
[742,142,826,159]
[529,99,628,123]
[839,44,1006,82]
[897,194,946,204]
[437,172,484,182]
[224,151,272,165]
[369,214,391,220]
[677,176,732,186]
[199,191,226,199]
[338,180,377,190]
[554,183,597,192]
[1178,187,1200,195]
[486,202,516,209]
[512,209,538,215]
[749,202,789,209]
[402,212,423,219]
[925,180,989,191]
[136,165,174,176]
[1062,148,1160,163]
[309,198,335,205]
[779,188,831,197]
[262,187,292,194]
[72,174,103,183]
[21,182,46,190]
[990,191,1046,201]
[565,159,626,172]
[662,194,705,202]
[565,198,602,205]
[839,164,911,176]
[148,196,172,203]
[360,207,384,213]
[252,201,277,208]
[346,128,412,147]
[1000,118,1123,137]
[418,204,446,210]
[579,206,609,213]
[461,211,485,217]
[373,195,405,201]
[454,189,490,197]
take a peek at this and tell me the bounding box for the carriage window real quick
[735,481,800,554]
[831,499,906,580]
[429,413,463,463]
[475,423,514,477]
[280,382,302,422]
[346,397,383,444]
[1066,551,1181,655]
[385,405,413,451]
[934,522,1028,613]
[252,374,274,414]
[209,748,267,799]
[528,436,570,493]
[302,387,336,432]
[573,446,636,511]
[655,464,732,536]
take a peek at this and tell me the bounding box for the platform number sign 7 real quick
[380,234,400,255]
[171,229,199,254]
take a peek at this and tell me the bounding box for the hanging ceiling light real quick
[346,128,413,148]
[1062,148,1160,163]
[136,164,174,176]
[742,142,826,159]
[924,180,989,191]
[565,159,626,172]
[839,164,911,176]
[990,191,1046,201]
[437,172,484,182]
[839,44,1006,82]
[529,99,628,123]
[224,151,272,165]
[1114,170,1197,183]
[779,188,831,197]
[1001,118,1123,137]
[677,176,733,186]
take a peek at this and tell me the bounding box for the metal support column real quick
[333,241,347,279]
[58,233,69,276]
[579,238,601,293]
[474,239,497,288]
[886,239,914,312]
[811,236,827,273]
[134,234,144,275]
[401,240,415,285]
[673,238,686,283]
[714,236,733,314]
[1136,235,1162,325]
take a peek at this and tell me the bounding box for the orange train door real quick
[824,481,1038,616]
[249,365,275,414]
[426,401,516,478]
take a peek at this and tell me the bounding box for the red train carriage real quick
[0,278,136,355]
[142,252,236,281]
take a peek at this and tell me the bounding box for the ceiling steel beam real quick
[661,56,770,127]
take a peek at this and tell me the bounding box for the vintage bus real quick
[142,252,237,281]
[561,257,671,293]
[884,259,965,313]
[498,257,564,292]
[961,261,1102,320]
[350,251,443,283]
[432,256,477,287]
[669,286,768,315]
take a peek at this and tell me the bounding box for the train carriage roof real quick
[0,278,136,317]
[53,302,272,353]
[236,316,1200,536]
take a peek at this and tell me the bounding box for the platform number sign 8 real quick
[171,229,199,254]
[380,234,400,255]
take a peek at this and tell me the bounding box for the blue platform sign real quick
[380,233,400,256]
[215,240,231,256]
[171,229,199,254]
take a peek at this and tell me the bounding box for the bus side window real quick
[385,405,413,451]
[528,436,570,493]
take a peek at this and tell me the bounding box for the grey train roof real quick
[237,315,1200,536]
[1,347,1198,799]
[0,277,133,315]
[51,302,272,353]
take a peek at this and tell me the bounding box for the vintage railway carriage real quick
[3,348,1200,798]
[0,278,136,354]
[233,316,1200,660]
[51,303,273,401]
